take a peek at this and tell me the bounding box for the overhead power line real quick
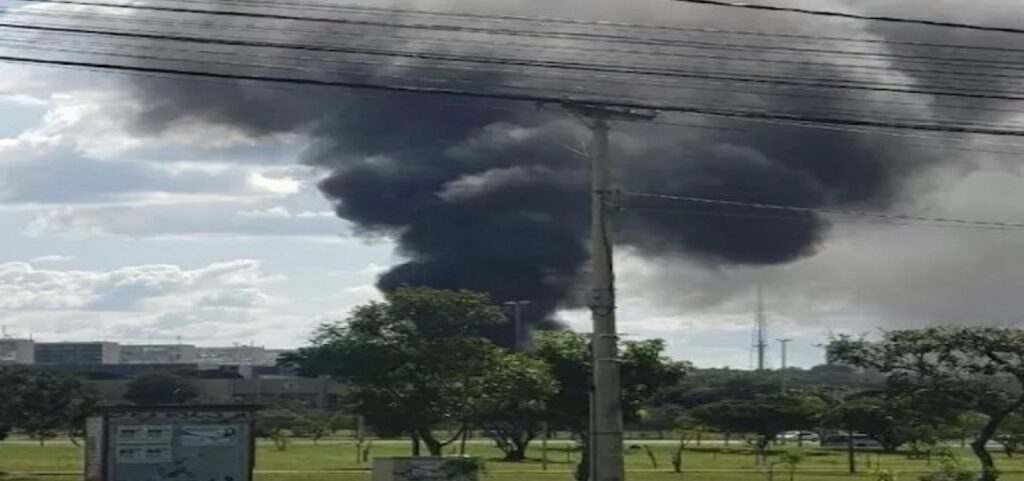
[5,54,1024,138]
[6,21,1024,103]
[669,0,1024,35]
[15,8,1024,87]
[12,0,1024,71]
[619,190,1024,230]
[27,0,1024,55]
[8,32,1024,133]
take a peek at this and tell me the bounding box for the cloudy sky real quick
[3,0,1024,368]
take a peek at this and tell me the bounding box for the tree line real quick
[6,287,1024,481]
[285,288,1024,481]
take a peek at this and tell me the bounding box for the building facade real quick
[35,342,120,365]
[119,344,199,364]
[197,346,286,366]
[0,338,34,364]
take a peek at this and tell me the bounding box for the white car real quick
[778,431,820,442]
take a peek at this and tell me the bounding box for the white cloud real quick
[24,202,348,240]
[0,259,271,310]
[29,254,74,264]
[248,171,301,195]
[198,288,271,308]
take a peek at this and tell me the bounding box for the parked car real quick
[778,431,820,442]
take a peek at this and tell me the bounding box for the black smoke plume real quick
[109,0,1021,335]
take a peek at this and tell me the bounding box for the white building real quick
[119,344,199,364]
[197,345,285,366]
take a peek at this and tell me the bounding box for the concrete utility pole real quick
[777,338,792,394]
[565,102,656,481]
[503,300,531,352]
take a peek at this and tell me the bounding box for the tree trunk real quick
[972,398,1024,481]
[459,423,468,456]
[418,430,443,456]
[575,433,590,481]
[847,431,856,474]
[972,437,998,481]
[505,444,528,461]
[756,436,771,465]
[412,431,421,456]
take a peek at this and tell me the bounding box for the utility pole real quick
[777,338,792,394]
[755,283,768,371]
[564,102,656,481]
[503,300,531,352]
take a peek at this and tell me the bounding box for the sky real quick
[3,0,1024,368]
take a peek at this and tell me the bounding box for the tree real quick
[823,394,934,453]
[284,287,507,456]
[255,408,300,451]
[939,412,990,449]
[995,412,1024,458]
[473,352,557,461]
[0,367,98,446]
[292,407,342,445]
[830,327,1024,481]
[123,373,199,405]
[532,331,686,481]
[690,395,825,464]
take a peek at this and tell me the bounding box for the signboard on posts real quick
[85,405,260,481]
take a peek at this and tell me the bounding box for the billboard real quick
[86,405,258,481]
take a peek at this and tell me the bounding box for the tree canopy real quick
[0,366,97,445]
[285,287,508,455]
[123,373,200,405]
[830,327,1024,481]
[690,394,825,462]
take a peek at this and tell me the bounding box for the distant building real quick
[197,345,288,366]
[35,342,120,365]
[0,338,35,364]
[120,344,198,364]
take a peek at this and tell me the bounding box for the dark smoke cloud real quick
[106,0,1018,334]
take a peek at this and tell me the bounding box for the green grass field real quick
[4,439,1024,481]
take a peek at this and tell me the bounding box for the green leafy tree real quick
[123,373,199,405]
[690,395,826,464]
[824,394,935,453]
[473,352,557,461]
[939,412,990,448]
[285,287,507,456]
[255,407,300,451]
[830,327,1024,481]
[0,367,97,446]
[292,407,343,445]
[532,331,686,481]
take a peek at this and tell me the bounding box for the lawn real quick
[4,439,1024,481]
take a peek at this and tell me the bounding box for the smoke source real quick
[106,0,1022,335]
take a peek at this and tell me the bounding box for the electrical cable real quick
[13,8,1024,89]
[22,0,1024,55]
[6,54,1024,138]
[668,0,1024,35]
[619,190,1024,229]
[5,22,1024,103]
[10,0,1024,71]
